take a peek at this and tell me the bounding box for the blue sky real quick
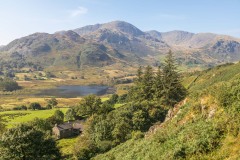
[0,0,239,45]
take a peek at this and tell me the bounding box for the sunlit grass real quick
[0,108,69,128]
[114,103,125,108]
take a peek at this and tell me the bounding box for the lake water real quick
[35,85,112,98]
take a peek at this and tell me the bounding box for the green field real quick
[0,108,69,128]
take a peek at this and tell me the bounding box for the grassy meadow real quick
[0,108,69,128]
[0,97,81,109]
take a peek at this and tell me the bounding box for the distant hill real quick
[1,21,240,71]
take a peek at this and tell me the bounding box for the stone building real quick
[52,120,83,139]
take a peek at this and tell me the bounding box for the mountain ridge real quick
[1,20,240,71]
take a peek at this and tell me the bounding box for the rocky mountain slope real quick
[1,21,240,71]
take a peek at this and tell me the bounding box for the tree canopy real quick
[75,95,102,117]
[0,78,21,91]
[46,98,58,108]
[65,108,76,121]
[129,50,187,107]
[28,102,42,110]
[0,123,61,160]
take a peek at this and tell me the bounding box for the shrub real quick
[28,102,42,110]
[13,105,27,110]
[131,131,144,140]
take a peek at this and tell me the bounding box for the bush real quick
[118,94,128,103]
[97,140,113,153]
[46,104,52,109]
[73,135,98,160]
[13,105,27,110]
[28,102,42,110]
[131,131,144,140]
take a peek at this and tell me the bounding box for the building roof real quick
[54,120,84,131]
[56,123,72,130]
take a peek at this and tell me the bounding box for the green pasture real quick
[0,108,69,128]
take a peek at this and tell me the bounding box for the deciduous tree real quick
[0,124,61,160]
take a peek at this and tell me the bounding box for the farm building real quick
[52,120,83,139]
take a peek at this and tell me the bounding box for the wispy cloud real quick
[158,14,186,20]
[70,6,88,17]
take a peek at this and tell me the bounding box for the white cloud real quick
[70,6,88,17]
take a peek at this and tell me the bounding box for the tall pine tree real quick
[129,66,154,102]
[161,50,187,106]
[153,66,164,101]
[128,66,143,101]
[141,65,154,100]
[136,66,143,83]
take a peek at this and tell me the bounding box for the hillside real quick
[93,62,240,160]
[1,21,240,74]
[0,31,141,69]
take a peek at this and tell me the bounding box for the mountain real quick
[74,21,169,57]
[0,29,143,70]
[74,21,145,37]
[1,21,240,72]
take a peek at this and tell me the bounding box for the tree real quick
[47,116,63,126]
[0,124,61,160]
[97,101,114,115]
[162,50,187,106]
[46,98,58,108]
[136,66,143,83]
[153,66,164,101]
[0,78,20,91]
[112,119,132,144]
[108,94,119,104]
[54,110,64,122]
[0,116,6,136]
[141,65,154,100]
[13,105,27,110]
[128,65,154,102]
[28,102,42,110]
[65,108,76,121]
[30,118,52,132]
[46,104,52,109]
[46,72,55,78]
[75,95,102,117]
[73,134,98,160]
[118,94,127,103]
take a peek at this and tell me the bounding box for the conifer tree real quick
[162,50,187,106]
[153,66,164,101]
[136,66,143,83]
[142,65,154,100]
[129,66,154,102]
[128,66,143,101]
